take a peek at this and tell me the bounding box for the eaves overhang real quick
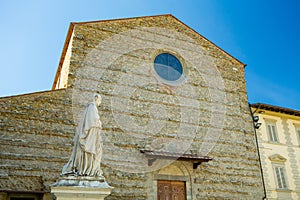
[140,149,212,169]
[251,103,300,117]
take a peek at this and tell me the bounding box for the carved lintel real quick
[269,154,287,163]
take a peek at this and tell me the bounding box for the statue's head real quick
[94,93,102,106]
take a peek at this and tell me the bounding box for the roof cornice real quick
[251,103,300,117]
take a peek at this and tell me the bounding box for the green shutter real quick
[275,166,287,189]
[298,129,300,145]
[280,167,287,188]
[275,167,282,188]
[268,125,274,141]
[268,124,278,142]
[271,125,278,142]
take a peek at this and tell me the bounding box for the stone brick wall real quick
[63,15,264,199]
[0,15,265,199]
[0,89,75,199]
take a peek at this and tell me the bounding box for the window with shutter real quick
[267,124,279,143]
[274,166,288,189]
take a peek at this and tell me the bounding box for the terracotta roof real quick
[251,103,300,117]
[52,14,246,90]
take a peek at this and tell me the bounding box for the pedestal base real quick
[51,176,113,200]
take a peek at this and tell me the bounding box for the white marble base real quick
[51,176,113,200]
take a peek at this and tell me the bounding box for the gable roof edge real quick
[73,14,246,67]
[52,14,246,90]
[169,15,246,67]
[52,23,75,90]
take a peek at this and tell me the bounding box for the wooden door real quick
[158,180,186,200]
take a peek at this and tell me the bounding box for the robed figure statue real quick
[62,94,103,176]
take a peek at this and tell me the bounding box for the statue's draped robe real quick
[62,102,103,176]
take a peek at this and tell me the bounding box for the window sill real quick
[276,189,292,193]
[266,141,282,145]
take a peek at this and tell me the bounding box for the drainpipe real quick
[248,103,267,200]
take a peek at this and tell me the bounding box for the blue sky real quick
[0,0,299,110]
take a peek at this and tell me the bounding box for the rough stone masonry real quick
[0,15,264,199]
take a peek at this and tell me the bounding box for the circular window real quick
[154,53,183,81]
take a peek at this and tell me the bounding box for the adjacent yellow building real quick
[252,103,300,200]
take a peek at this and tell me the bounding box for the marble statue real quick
[62,93,103,176]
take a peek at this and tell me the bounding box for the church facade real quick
[0,15,265,199]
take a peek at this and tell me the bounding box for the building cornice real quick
[251,103,300,117]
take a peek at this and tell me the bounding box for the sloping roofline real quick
[52,14,246,90]
[251,103,300,117]
[0,88,67,100]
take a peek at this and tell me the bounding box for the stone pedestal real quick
[51,176,113,200]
